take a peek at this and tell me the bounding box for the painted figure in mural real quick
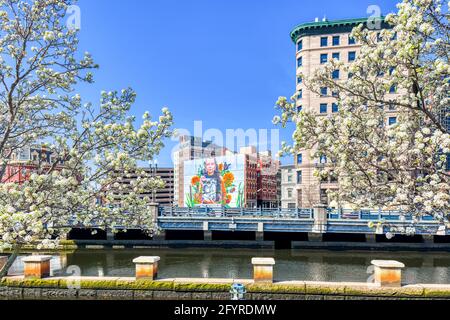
[200,158,226,204]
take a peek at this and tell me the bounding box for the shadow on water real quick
[7,248,450,284]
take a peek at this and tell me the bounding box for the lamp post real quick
[149,159,158,204]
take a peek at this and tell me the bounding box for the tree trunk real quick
[0,246,21,281]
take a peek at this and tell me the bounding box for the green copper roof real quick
[290,17,388,43]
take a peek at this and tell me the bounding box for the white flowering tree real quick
[274,0,450,230]
[0,0,173,274]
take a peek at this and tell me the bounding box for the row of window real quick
[297,154,326,165]
[296,35,356,52]
[320,51,356,64]
[297,52,356,68]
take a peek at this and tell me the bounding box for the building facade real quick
[290,17,392,207]
[173,135,235,207]
[280,164,297,209]
[176,137,279,208]
[1,145,63,183]
[145,167,175,206]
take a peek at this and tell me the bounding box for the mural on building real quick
[184,155,245,208]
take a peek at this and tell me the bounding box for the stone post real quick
[133,256,161,280]
[312,204,327,233]
[256,222,264,242]
[22,255,52,279]
[106,228,115,241]
[203,221,212,241]
[252,258,275,284]
[371,260,405,287]
[366,234,377,243]
[149,203,159,225]
[423,235,434,244]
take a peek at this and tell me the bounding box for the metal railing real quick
[159,207,314,219]
[327,208,438,222]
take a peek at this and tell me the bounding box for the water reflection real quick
[7,248,450,284]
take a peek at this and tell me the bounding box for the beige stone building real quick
[290,17,394,207]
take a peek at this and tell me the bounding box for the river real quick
[7,248,450,284]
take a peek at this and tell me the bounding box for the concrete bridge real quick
[64,205,449,248]
[156,206,446,242]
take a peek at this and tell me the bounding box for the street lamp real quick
[149,159,158,204]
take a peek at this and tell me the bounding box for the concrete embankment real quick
[2,277,450,300]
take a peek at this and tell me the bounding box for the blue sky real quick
[76,0,399,167]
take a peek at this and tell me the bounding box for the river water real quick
[8,248,450,284]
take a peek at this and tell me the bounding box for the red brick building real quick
[1,146,63,184]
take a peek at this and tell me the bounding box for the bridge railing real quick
[159,207,314,219]
[327,208,438,222]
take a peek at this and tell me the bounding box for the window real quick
[287,175,292,182]
[332,36,340,46]
[320,87,327,96]
[320,103,328,114]
[297,105,303,113]
[297,76,302,84]
[297,56,302,67]
[320,155,327,164]
[297,171,303,184]
[348,72,354,79]
[388,103,396,111]
[287,188,293,198]
[332,103,339,113]
[320,37,328,47]
[297,40,303,52]
[388,117,397,125]
[332,70,340,79]
[332,91,338,97]
[288,203,296,209]
[298,90,303,99]
[348,36,356,45]
[332,52,340,60]
[297,154,303,165]
[320,54,328,64]
[389,85,396,93]
[348,51,356,62]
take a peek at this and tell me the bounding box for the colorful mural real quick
[184,155,245,208]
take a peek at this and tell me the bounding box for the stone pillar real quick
[312,204,327,233]
[371,260,405,287]
[133,256,160,280]
[256,223,264,241]
[308,233,323,242]
[149,203,159,225]
[203,221,212,241]
[252,258,275,284]
[423,235,434,244]
[204,231,212,241]
[22,256,52,279]
[366,234,377,243]
[256,232,264,242]
[106,228,115,241]
[153,230,166,241]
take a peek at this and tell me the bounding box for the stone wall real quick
[2,277,450,300]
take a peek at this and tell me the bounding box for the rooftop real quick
[290,17,388,43]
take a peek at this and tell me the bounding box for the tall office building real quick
[290,17,392,207]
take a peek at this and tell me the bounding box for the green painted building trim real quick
[290,17,390,43]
